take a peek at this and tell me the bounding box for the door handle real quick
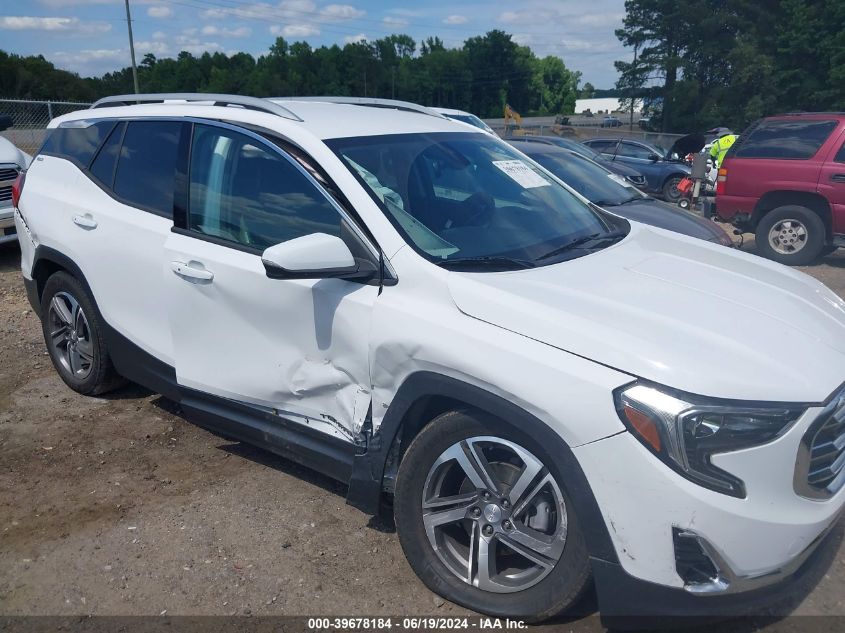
[831,174,845,183]
[171,261,214,282]
[72,213,97,229]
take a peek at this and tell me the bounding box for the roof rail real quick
[272,96,445,119]
[90,93,304,122]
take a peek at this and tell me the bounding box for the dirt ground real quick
[0,236,843,626]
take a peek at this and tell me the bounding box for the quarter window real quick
[113,120,182,217]
[41,120,117,167]
[187,124,342,251]
[89,121,125,187]
[835,141,845,163]
[734,119,838,159]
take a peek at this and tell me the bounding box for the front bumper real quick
[0,207,17,244]
[573,399,845,614]
[593,514,842,626]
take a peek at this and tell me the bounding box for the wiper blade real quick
[536,230,628,261]
[437,256,536,270]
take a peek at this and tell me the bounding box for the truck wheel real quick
[394,410,591,621]
[755,205,825,266]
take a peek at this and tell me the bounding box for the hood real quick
[666,132,705,158]
[0,136,32,168]
[608,200,732,245]
[448,225,845,403]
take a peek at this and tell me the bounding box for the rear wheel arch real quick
[31,246,95,311]
[345,371,619,564]
[752,191,832,238]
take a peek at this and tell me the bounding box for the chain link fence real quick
[0,99,92,155]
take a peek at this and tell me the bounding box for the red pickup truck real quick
[715,112,845,265]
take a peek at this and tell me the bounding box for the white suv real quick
[14,94,845,623]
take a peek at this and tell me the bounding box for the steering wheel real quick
[454,192,496,227]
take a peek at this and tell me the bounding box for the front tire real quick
[394,410,591,621]
[662,175,683,202]
[41,271,124,395]
[755,205,825,266]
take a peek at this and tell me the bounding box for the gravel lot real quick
[0,236,843,626]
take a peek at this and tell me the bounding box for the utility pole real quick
[124,0,140,94]
[629,43,638,131]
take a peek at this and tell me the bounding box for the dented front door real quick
[164,122,376,443]
[165,229,377,442]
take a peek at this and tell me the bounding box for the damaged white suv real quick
[14,94,845,623]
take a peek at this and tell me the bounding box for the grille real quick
[796,388,845,499]
[0,165,20,206]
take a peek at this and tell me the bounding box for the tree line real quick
[0,30,582,118]
[615,0,845,133]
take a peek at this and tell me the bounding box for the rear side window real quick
[734,119,838,159]
[89,121,125,187]
[40,120,117,167]
[835,141,845,163]
[113,120,182,217]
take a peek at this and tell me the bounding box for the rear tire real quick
[41,271,124,395]
[755,205,825,266]
[394,410,591,622]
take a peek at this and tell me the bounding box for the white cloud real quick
[0,16,111,34]
[382,16,408,27]
[320,4,364,20]
[152,30,166,40]
[147,5,173,18]
[443,14,468,25]
[270,23,320,37]
[202,25,252,37]
[135,40,172,56]
[343,33,367,44]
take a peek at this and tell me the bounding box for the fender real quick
[346,371,619,564]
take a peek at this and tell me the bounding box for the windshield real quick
[530,151,644,207]
[328,132,624,268]
[448,114,494,134]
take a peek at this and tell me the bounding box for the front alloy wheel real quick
[394,411,591,621]
[422,437,567,593]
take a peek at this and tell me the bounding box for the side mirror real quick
[648,153,660,162]
[261,233,375,281]
[0,115,12,132]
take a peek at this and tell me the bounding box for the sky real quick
[0,0,630,87]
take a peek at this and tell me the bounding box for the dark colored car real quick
[512,141,733,246]
[602,116,623,128]
[516,135,648,189]
[582,137,691,202]
[716,112,845,265]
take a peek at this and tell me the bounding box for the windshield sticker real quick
[493,160,551,189]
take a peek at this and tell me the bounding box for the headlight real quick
[615,383,805,498]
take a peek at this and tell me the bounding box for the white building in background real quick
[575,97,642,114]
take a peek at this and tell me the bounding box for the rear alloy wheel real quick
[41,271,124,395]
[395,411,591,621]
[755,205,825,266]
[662,175,684,202]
